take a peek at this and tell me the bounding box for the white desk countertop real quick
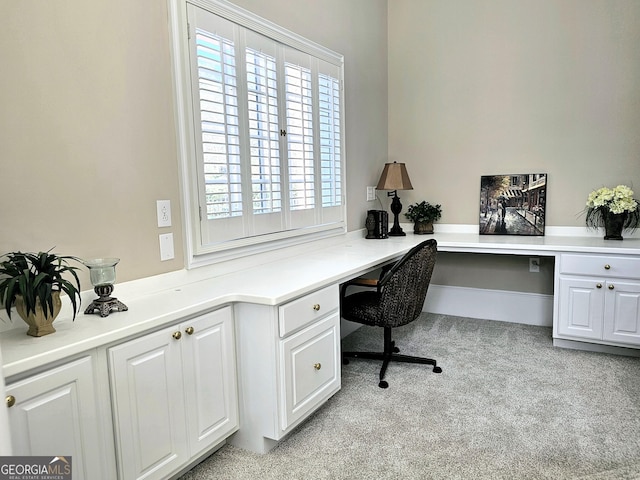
[2,229,639,379]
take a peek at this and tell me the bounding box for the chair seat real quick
[341,291,381,326]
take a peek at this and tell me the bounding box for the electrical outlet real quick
[157,200,172,228]
[529,257,540,273]
[159,233,175,261]
[367,186,376,201]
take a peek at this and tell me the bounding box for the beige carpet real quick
[180,314,640,480]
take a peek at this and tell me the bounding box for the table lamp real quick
[376,161,413,236]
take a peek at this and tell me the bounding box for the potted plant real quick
[585,185,640,240]
[404,201,442,234]
[0,250,82,336]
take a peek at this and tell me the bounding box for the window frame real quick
[167,0,346,268]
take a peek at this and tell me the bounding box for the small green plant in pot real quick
[405,201,442,235]
[0,250,82,336]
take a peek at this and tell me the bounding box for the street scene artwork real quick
[479,173,547,236]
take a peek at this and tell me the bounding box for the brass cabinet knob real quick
[172,331,182,340]
[596,283,602,289]
[604,264,611,270]
[185,326,194,335]
[6,395,15,408]
[313,304,321,311]
[609,284,615,290]
[314,363,322,370]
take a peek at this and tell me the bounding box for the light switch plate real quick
[157,200,172,227]
[159,233,175,261]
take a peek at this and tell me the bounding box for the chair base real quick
[342,327,441,388]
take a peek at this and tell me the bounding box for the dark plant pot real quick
[413,221,434,235]
[603,211,626,240]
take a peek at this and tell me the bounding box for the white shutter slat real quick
[285,62,314,212]
[246,46,281,216]
[196,29,242,220]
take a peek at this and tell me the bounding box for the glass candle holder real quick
[83,258,128,317]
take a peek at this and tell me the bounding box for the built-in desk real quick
[3,229,639,378]
[2,228,639,474]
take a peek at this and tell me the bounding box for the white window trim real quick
[167,0,346,268]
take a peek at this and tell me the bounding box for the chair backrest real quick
[377,239,437,328]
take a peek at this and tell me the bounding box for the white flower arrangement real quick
[585,184,640,231]
[586,185,638,214]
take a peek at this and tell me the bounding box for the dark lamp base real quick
[388,190,406,236]
[85,284,129,317]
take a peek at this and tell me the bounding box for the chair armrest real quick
[340,277,380,300]
[346,278,379,287]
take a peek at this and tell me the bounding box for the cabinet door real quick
[181,307,238,456]
[603,280,640,345]
[280,311,340,431]
[6,356,107,480]
[109,326,188,480]
[558,277,605,340]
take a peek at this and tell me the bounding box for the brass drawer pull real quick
[172,331,182,340]
[596,283,602,289]
[185,326,194,335]
[604,264,611,270]
[314,363,322,371]
[313,304,321,311]
[6,395,15,408]
[609,284,615,290]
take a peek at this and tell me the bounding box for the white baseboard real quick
[424,284,553,327]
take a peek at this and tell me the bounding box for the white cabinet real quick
[603,280,640,344]
[108,306,238,480]
[231,284,341,453]
[280,313,340,430]
[557,254,640,348]
[6,355,115,480]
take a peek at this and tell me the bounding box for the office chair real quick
[341,239,441,388]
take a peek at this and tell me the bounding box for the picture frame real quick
[479,173,547,236]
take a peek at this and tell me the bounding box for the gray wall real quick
[1,1,638,295]
[0,0,388,287]
[388,0,640,293]
[388,0,640,225]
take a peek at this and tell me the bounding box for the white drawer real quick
[280,312,340,431]
[560,254,640,279]
[279,284,339,338]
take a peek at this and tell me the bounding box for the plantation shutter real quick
[185,2,345,255]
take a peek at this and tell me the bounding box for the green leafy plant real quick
[0,250,82,321]
[585,185,640,231]
[404,201,442,224]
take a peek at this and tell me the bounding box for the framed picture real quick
[479,173,547,236]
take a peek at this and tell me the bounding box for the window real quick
[168,0,345,266]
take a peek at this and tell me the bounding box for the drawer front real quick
[279,312,340,432]
[279,284,339,337]
[560,254,640,279]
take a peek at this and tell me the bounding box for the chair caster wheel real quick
[378,380,389,388]
[433,366,442,373]
[393,346,400,353]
